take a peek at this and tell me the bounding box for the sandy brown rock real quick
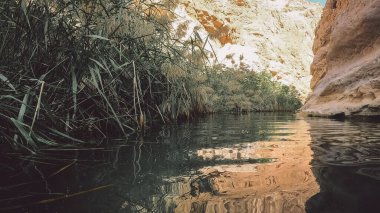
[303,0,380,116]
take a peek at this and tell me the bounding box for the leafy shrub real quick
[201,67,302,112]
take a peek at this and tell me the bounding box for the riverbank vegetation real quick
[0,0,302,151]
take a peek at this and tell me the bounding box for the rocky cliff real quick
[172,0,322,97]
[302,0,380,116]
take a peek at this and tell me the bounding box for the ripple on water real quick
[1,113,380,212]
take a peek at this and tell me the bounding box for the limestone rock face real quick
[302,0,380,116]
[173,0,322,97]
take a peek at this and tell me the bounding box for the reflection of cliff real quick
[302,0,380,116]
[306,118,380,213]
[306,119,380,167]
[160,120,320,213]
[306,166,380,213]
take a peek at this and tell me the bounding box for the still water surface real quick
[1,113,380,212]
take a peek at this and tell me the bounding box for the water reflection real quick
[1,114,380,213]
[156,119,319,213]
[306,118,380,213]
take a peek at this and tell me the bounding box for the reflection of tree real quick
[306,118,380,213]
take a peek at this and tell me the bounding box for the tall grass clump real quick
[0,0,208,151]
[0,0,302,152]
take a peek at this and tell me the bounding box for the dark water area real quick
[1,113,380,213]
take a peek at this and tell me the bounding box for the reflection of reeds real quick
[1,184,113,211]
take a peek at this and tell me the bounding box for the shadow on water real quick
[305,118,380,213]
[0,113,380,212]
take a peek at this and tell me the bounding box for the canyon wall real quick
[173,0,322,97]
[302,0,380,116]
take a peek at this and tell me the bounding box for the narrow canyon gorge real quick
[2,1,380,212]
[173,0,322,97]
[173,0,380,116]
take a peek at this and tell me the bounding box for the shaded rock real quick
[302,0,380,116]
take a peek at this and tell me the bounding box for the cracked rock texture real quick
[302,0,380,116]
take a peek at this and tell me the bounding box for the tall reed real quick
[0,0,302,152]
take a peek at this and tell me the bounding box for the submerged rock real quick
[302,0,380,116]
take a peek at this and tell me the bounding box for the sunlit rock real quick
[302,0,380,116]
[171,0,322,97]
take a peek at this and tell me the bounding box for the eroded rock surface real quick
[302,0,380,116]
[173,0,322,97]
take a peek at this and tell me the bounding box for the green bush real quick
[201,67,302,112]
